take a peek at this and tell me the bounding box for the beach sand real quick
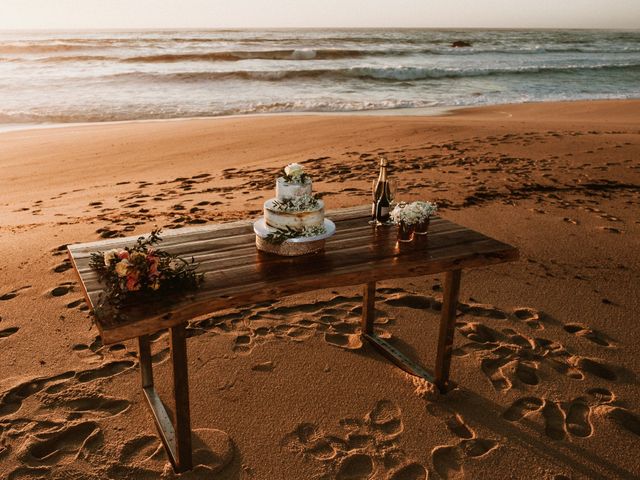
[0,100,639,479]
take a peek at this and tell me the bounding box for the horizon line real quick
[1,26,640,33]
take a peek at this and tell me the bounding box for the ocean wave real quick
[120,48,374,62]
[103,63,640,83]
[4,43,640,63]
[0,44,105,54]
[0,99,436,124]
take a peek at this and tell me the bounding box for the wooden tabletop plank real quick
[68,205,518,344]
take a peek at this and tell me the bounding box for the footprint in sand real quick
[432,409,499,479]
[76,360,135,383]
[480,356,511,391]
[585,387,614,404]
[284,399,412,477]
[50,284,73,297]
[0,291,18,301]
[387,463,428,480]
[432,445,464,480]
[325,332,363,350]
[0,371,76,417]
[286,325,315,342]
[563,324,611,346]
[336,453,374,480]
[65,299,86,310]
[542,400,567,441]
[19,421,102,464]
[459,436,500,458]
[445,414,473,439]
[503,396,544,421]
[113,428,233,477]
[515,361,540,386]
[118,435,163,465]
[0,326,19,338]
[282,422,338,461]
[512,308,543,329]
[562,397,593,438]
[457,322,499,344]
[52,259,72,273]
[572,357,617,381]
[50,394,131,419]
[7,466,52,480]
[384,294,432,310]
[367,400,403,438]
[251,361,275,372]
[458,302,508,320]
[603,406,640,437]
[50,244,67,257]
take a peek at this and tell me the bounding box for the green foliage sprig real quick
[264,225,327,244]
[89,229,202,312]
[272,194,320,212]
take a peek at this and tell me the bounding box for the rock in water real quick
[452,40,472,48]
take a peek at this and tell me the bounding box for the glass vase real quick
[397,221,414,242]
[414,217,430,236]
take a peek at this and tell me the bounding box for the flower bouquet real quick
[89,229,202,312]
[390,201,438,241]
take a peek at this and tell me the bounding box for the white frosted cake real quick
[263,163,326,235]
[255,163,331,255]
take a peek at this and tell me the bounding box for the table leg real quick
[137,325,193,473]
[362,282,435,384]
[362,281,376,335]
[434,269,462,393]
[170,324,192,471]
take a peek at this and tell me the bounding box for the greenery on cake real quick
[272,194,320,212]
[264,224,327,244]
[281,162,311,184]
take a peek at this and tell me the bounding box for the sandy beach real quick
[1,99,639,479]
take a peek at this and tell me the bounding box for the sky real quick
[0,0,639,30]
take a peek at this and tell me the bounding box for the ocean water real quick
[0,29,639,127]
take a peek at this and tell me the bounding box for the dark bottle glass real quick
[372,157,391,223]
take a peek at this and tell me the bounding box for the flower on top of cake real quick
[282,163,311,184]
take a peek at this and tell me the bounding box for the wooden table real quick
[68,205,518,472]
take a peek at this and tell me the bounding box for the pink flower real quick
[149,263,159,278]
[117,250,129,260]
[126,272,140,291]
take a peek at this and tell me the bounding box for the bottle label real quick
[380,206,389,217]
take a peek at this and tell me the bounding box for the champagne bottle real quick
[372,157,391,223]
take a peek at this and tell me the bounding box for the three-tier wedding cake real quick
[254,163,334,256]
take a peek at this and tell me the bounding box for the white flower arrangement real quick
[391,201,437,225]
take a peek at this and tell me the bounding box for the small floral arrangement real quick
[89,229,202,310]
[282,163,310,184]
[272,194,320,212]
[391,201,438,225]
[265,224,327,244]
